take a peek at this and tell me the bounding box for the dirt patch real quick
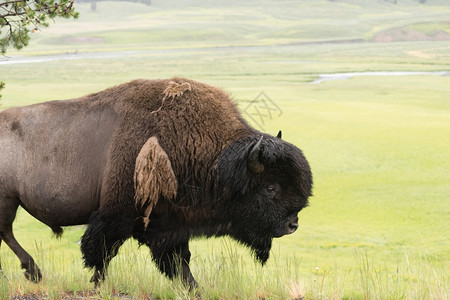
[372,27,450,42]
[406,50,432,59]
[10,291,150,300]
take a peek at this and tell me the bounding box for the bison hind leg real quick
[0,197,42,283]
[0,225,42,283]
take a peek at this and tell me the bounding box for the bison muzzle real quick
[0,78,312,289]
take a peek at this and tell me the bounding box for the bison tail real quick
[51,226,64,239]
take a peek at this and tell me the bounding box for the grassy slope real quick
[1,0,449,298]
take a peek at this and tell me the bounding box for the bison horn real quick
[248,136,264,174]
[277,130,282,139]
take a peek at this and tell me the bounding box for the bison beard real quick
[0,78,312,289]
[231,228,273,264]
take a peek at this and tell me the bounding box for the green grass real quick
[1,0,449,298]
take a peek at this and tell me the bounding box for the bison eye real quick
[264,184,280,197]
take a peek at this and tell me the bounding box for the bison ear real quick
[248,136,264,174]
[134,137,178,229]
[276,130,282,139]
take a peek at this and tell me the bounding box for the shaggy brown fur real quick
[163,81,192,100]
[0,77,312,289]
[134,136,177,229]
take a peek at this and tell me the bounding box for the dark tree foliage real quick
[1,0,78,100]
[0,0,79,54]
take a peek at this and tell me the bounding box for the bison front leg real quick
[80,211,131,287]
[152,242,198,289]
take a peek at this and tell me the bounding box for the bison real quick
[0,78,312,288]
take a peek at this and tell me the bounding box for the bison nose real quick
[287,217,299,234]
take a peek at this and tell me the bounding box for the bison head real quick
[216,134,312,264]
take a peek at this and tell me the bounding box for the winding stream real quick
[1,50,449,83]
[311,71,449,84]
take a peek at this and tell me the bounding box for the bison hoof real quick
[24,267,42,283]
[189,279,199,291]
[90,269,105,288]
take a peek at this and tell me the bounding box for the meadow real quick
[0,0,449,299]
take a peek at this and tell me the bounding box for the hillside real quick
[6,0,450,56]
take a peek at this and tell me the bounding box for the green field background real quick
[0,0,449,299]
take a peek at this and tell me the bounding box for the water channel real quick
[1,50,448,83]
